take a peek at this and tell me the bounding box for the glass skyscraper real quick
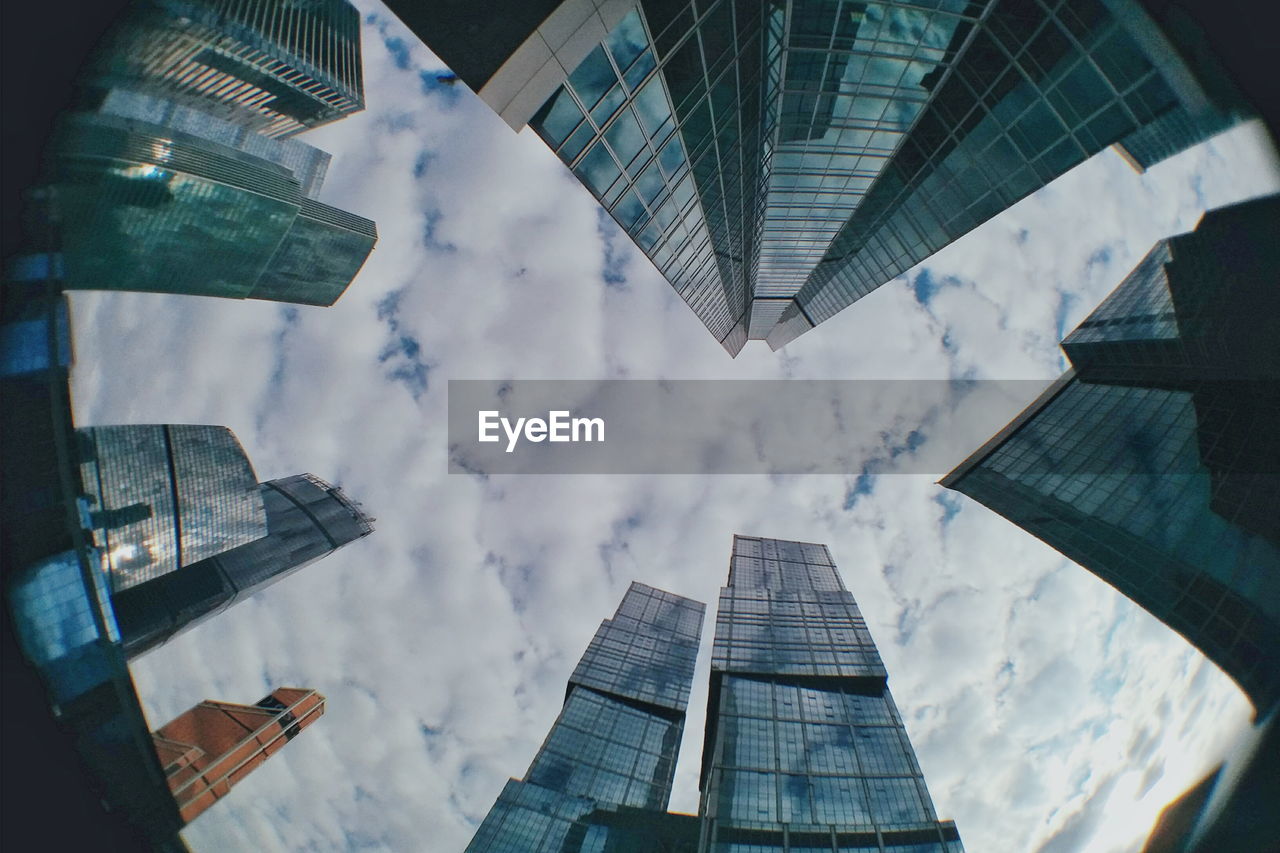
[110,473,375,659]
[701,535,963,851]
[467,538,961,852]
[942,195,1279,712]
[47,111,376,305]
[94,87,333,198]
[86,0,366,139]
[466,581,706,852]
[77,424,268,594]
[387,0,1250,355]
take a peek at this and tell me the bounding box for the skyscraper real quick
[701,535,963,850]
[151,687,325,824]
[77,424,268,594]
[46,111,377,305]
[93,87,333,198]
[85,0,366,139]
[111,473,375,658]
[466,581,706,851]
[386,0,1250,355]
[467,539,961,852]
[942,195,1280,712]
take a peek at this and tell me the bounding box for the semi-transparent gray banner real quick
[448,379,1274,475]
[447,379,1066,475]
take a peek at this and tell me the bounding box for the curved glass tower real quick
[110,473,374,658]
[49,112,376,305]
[77,424,267,593]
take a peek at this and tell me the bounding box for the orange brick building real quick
[151,687,324,823]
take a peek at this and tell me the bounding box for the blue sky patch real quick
[933,491,963,527]
[383,35,412,70]
[597,209,629,289]
[414,151,435,179]
[1053,288,1078,340]
[422,209,457,252]
[420,70,463,104]
[843,470,876,510]
[376,290,431,399]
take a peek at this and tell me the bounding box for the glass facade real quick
[250,197,378,306]
[86,0,365,139]
[944,196,1280,712]
[49,112,375,305]
[465,542,960,852]
[95,87,332,197]
[51,112,300,299]
[513,0,1249,354]
[700,536,962,852]
[1060,194,1280,387]
[3,164,196,849]
[111,473,374,658]
[77,424,267,594]
[531,6,755,352]
[768,0,1248,348]
[466,582,706,852]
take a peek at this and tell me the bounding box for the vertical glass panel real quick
[635,161,665,205]
[613,190,646,230]
[812,776,869,824]
[633,80,673,138]
[602,176,627,207]
[560,123,595,162]
[573,142,621,196]
[623,50,657,91]
[652,200,678,232]
[591,84,627,125]
[568,45,617,108]
[605,9,648,70]
[638,219,662,251]
[532,86,584,147]
[779,773,811,822]
[604,110,647,169]
[868,778,928,823]
[659,135,686,176]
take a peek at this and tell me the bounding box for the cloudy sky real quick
[67,3,1279,851]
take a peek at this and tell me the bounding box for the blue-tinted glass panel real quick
[591,84,627,125]
[568,45,617,108]
[604,110,647,168]
[574,142,621,196]
[606,10,648,70]
[624,50,657,91]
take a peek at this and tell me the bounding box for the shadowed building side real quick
[83,0,365,139]
[465,582,705,852]
[45,111,375,306]
[943,195,1280,713]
